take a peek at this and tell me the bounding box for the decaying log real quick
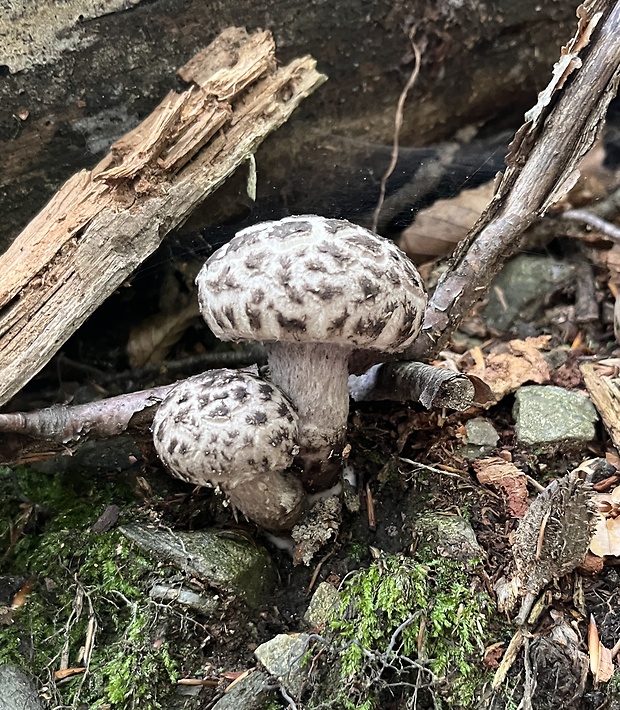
[0,1,582,251]
[581,361,620,451]
[0,27,326,407]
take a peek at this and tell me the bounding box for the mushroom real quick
[152,368,306,532]
[196,215,427,489]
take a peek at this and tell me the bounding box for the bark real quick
[348,361,481,411]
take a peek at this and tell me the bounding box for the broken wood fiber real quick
[0,27,326,408]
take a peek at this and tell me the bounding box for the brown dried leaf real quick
[596,644,615,684]
[466,337,551,404]
[589,615,615,684]
[10,577,35,610]
[590,489,620,557]
[399,181,495,262]
[127,300,201,367]
[579,551,605,575]
[474,457,529,517]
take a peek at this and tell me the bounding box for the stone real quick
[412,513,482,562]
[254,633,311,696]
[0,664,45,710]
[484,254,576,331]
[460,417,499,459]
[148,583,220,616]
[210,670,276,710]
[465,418,499,447]
[513,386,598,446]
[120,524,276,608]
[303,582,340,629]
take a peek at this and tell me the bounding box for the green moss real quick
[329,554,494,709]
[0,465,189,709]
[345,541,367,564]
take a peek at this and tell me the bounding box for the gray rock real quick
[149,583,220,616]
[120,524,276,608]
[0,664,45,710]
[254,633,311,697]
[303,582,340,628]
[412,513,482,562]
[465,418,499,448]
[210,670,276,710]
[484,254,576,331]
[513,386,598,446]
[460,417,499,459]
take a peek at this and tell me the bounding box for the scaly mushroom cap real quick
[152,369,307,531]
[196,215,427,353]
[153,369,299,486]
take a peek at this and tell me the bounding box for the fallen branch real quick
[0,361,477,461]
[0,27,326,408]
[347,2,620,376]
[400,0,620,360]
[348,362,482,411]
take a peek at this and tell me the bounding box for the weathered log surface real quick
[1,0,581,252]
[0,27,326,407]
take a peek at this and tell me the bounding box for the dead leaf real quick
[399,181,495,262]
[589,488,620,557]
[466,337,551,404]
[588,615,615,684]
[579,551,605,575]
[127,259,203,367]
[127,299,201,367]
[473,457,529,517]
[10,577,35,610]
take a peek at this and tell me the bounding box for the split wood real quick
[581,362,620,451]
[0,27,326,407]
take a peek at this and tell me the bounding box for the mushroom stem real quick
[266,341,351,490]
[223,471,307,533]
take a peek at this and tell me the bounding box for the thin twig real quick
[562,207,620,241]
[371,29,422,233]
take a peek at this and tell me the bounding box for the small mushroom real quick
[152,369,306,532]
[196,215,427,489]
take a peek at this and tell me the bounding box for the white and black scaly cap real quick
[152,369,306,531]
[197,215,427,352]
